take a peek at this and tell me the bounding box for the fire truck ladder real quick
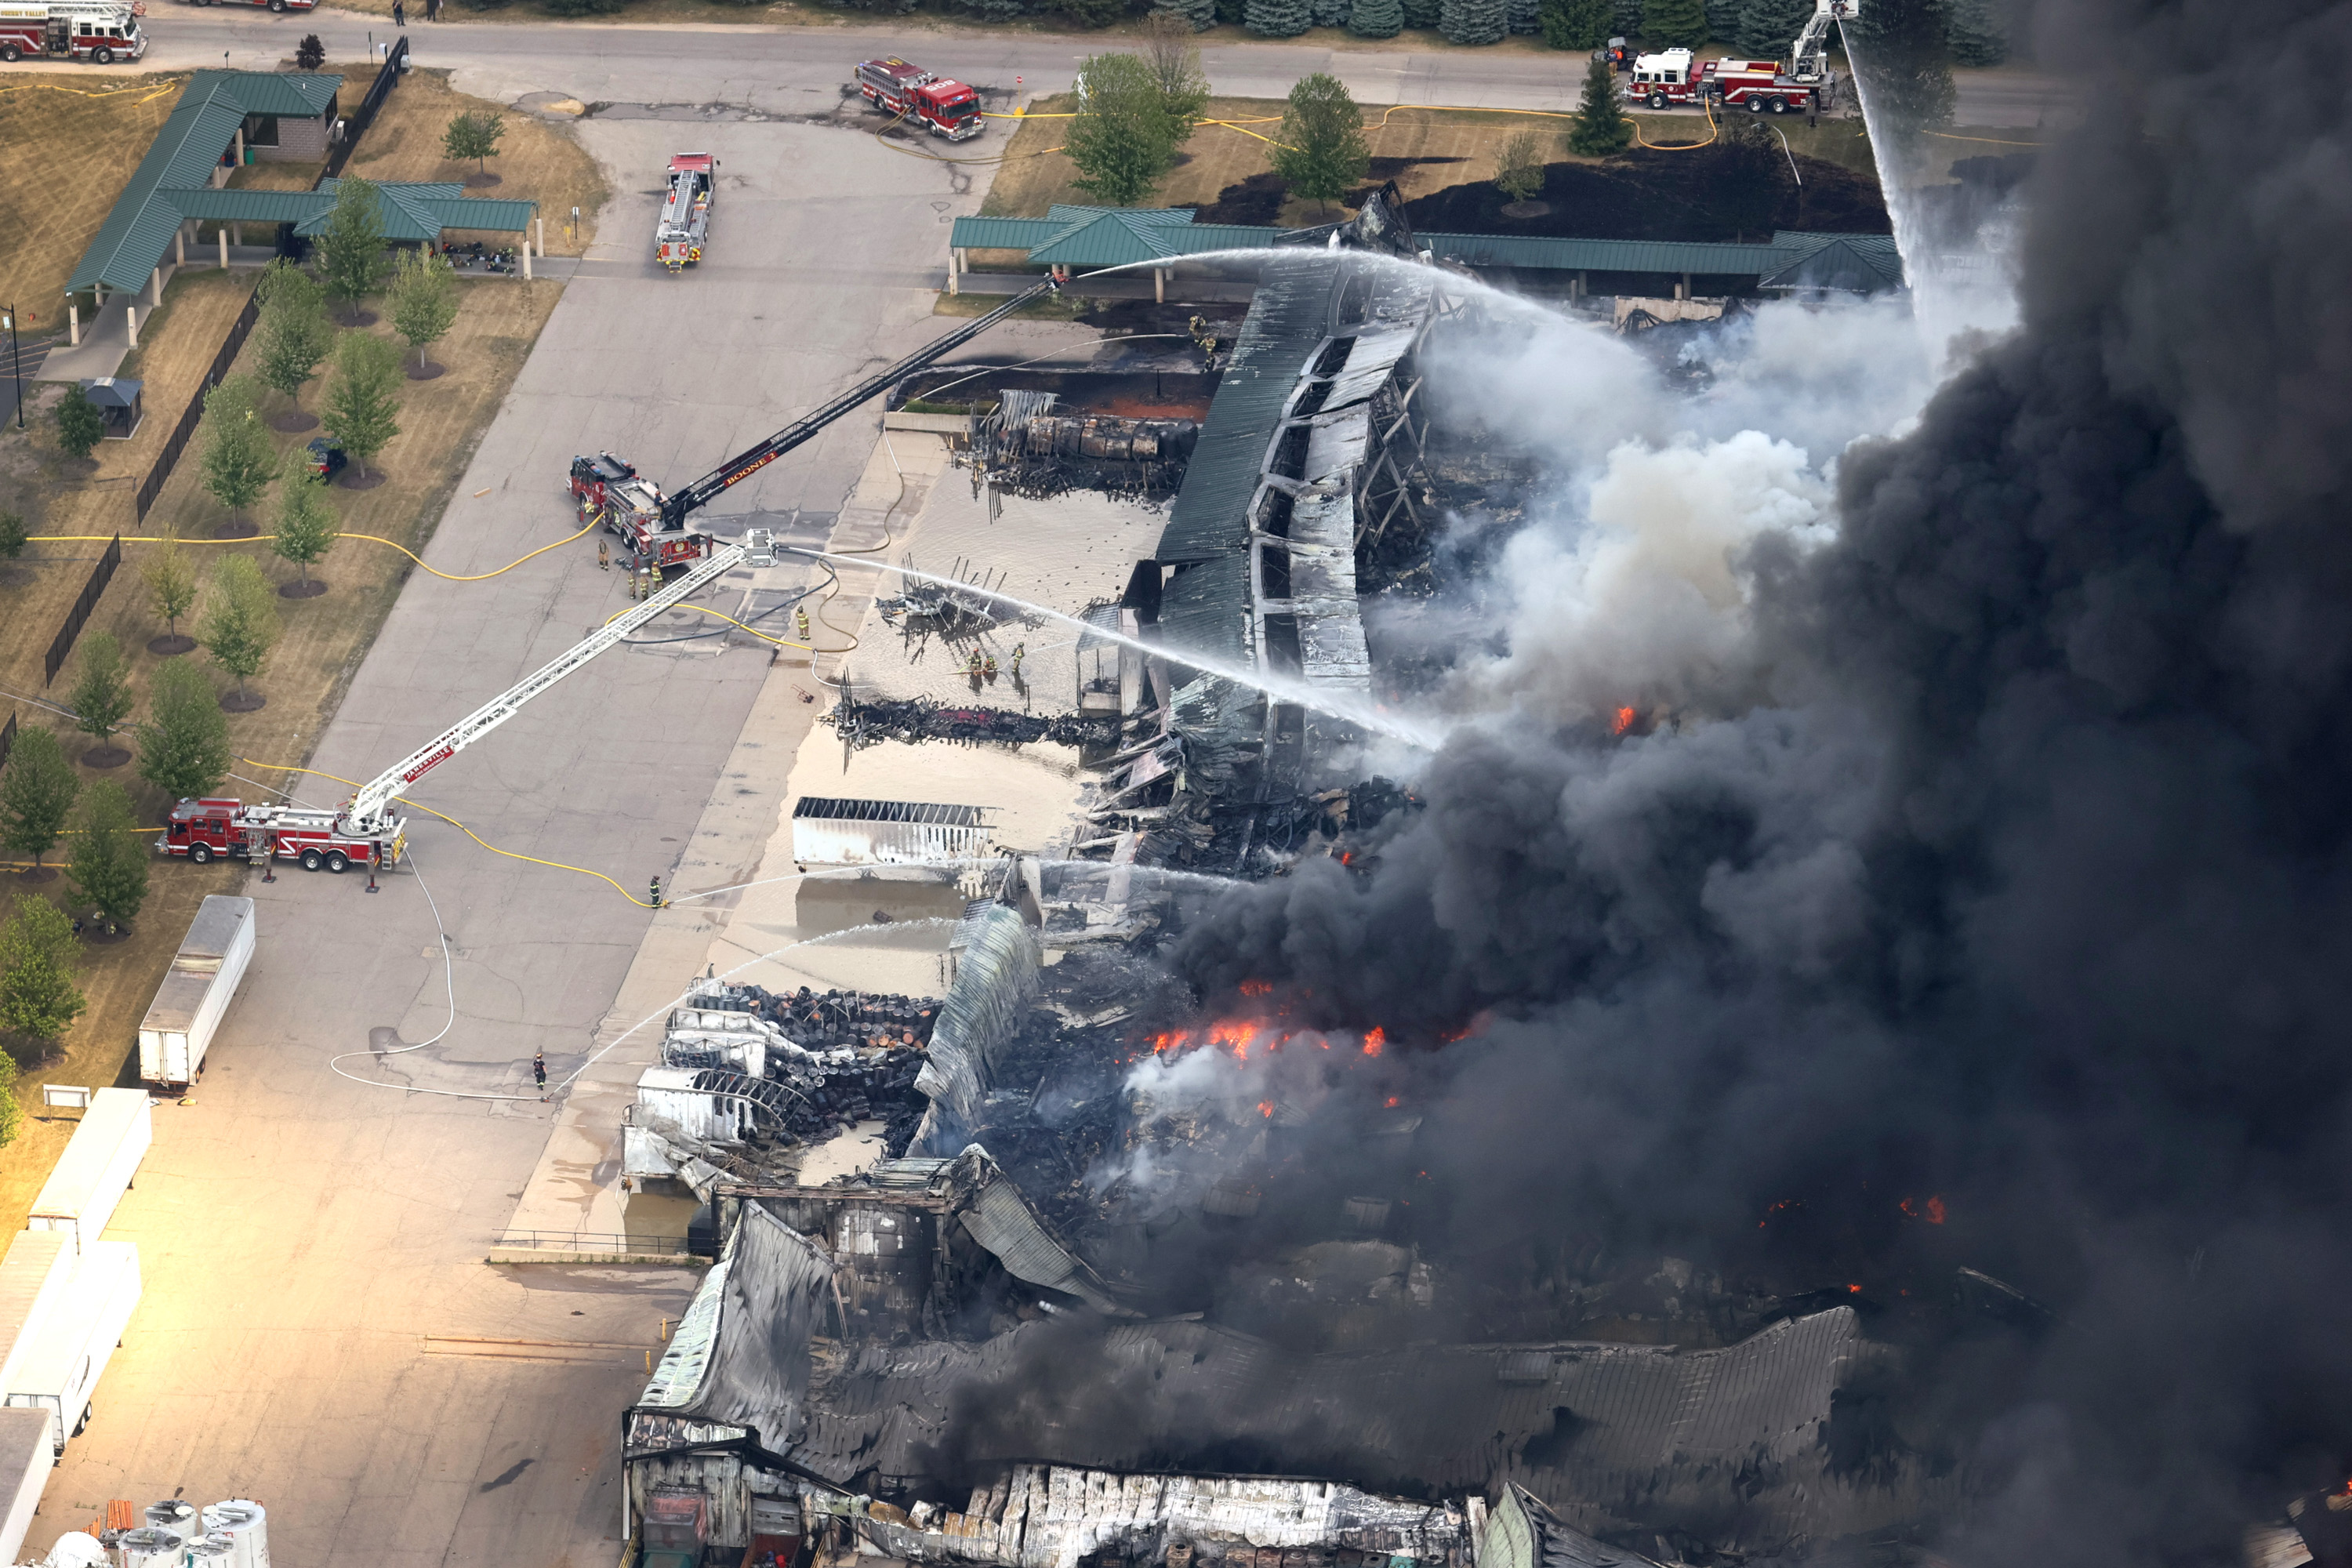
[656,277,1062,531]
[339,532,780,838]
[1790,0,1859,83]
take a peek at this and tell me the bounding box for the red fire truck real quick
[568,452,712,569]
[161,797,405,873]
[1623,48,1833,114]
[656,153,715,273]
[854,57,983,142]
[0,0,147,64]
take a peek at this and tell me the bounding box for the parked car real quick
[306,437,347,481]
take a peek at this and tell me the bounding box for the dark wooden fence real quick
[126,37,409,530]
[43,535,123,685]
[0,712,16,775]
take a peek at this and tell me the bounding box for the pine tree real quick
[1612,0,1641,37]
[1703,0,1738,45]
[1349,0,1403,35]
[1439,0,1506,44]
[1539,0,1611,48]
[138,661,230,803]
[1311,0,1349,24]
[67,782,147,933]
[1566,53,1635,154]
[1152,0,1216,28]
[1271,74,1370,215]
[1508,0,1541,32]
[0,895,84,1051]
[1246,0,1313,38]
[1400,0,1439,28]
[1642,0,1704,46]
[1737,0,1809,59]
[1943,0,2005,65]
[0,728,77,873]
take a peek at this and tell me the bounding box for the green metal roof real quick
[1421,232,1788,274]
[164,189,332,225]
[66,71,343,297]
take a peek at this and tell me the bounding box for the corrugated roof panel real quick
[182,67,343,118]
[1155,554,1252,668]
[793,797,982,826]
[950,216,1064,250]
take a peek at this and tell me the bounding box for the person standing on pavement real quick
[532,1051,547,1094]
[648,875,663,908]
[598,539,609,571]
[392,0,405,24]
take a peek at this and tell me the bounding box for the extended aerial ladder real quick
[330,276,1067,850]
[654,277,1061,532]
[1789,0,1860,84]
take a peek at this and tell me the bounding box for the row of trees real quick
[1065,31,1373,212]
[0,731,151,931]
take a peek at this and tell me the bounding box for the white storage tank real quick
[186,1532,236,1564]
[115,1527,185,1568]
[143,1499,198,1544]
[200,1499,269,1568]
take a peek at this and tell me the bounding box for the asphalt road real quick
[33,114,986,1566]
[129,5,2071,128]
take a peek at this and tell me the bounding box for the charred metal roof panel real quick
[1155,257,1343,567]
[638,1204,833,1450]
[916,905,1043,1124]
[794,797,983,826]
[1155,554,1254,670]
[938,1146,1122,1313]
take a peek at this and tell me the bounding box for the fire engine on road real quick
[1621,0,1860,114]
[656,153,715,272]
[0,0,147,64]
[854,57,983,141]
[568,452,712,572]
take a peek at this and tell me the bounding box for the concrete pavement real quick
[31,107,999,1568]
[111,5,2073,129]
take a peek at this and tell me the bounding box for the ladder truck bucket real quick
[742,528,779,568]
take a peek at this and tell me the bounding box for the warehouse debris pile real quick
[826,699,1121,754]
[969,390,1201,501]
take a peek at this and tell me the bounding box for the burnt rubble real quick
[825,697,1121,753]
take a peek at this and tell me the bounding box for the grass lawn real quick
[0,72,188,339]
[0,271,566,1233]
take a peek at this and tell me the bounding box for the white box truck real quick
[138,895,256,1089]
[0,1233,71,1392]
[0,1407,52,1567]
[26,1087,151,1254]
[3,1240,140,1454]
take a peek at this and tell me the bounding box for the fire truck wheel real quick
[1769,95,1788,113]
[93,45,114,61]
[1749,96,1766,112]
[190,843,213,865]
[1648,91,1667,109]
[325,851,350,873]
[299,848,325,872]
[0,44,19,61]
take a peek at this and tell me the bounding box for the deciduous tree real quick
[317,176,390,310]
[1494,128,1549,202]
[138,661,230,801]
[67,632,134,754]
[441,111,506,176]
[388,246,459,372]
[1140,13,1211,142]
[1566,53,1635,154]
[1064,53,1182,207]
[1270,74,1370,215]
[199,554,280,705]
[272,448,337,591]
[198,373,274,528]
[0,511,25,560]
[0,728,76,873]
[322,330,403,479]
[143,535,198,644]
[295,31,326,68]
[67,782,147,931]
[253,259,333,412]
[0,894,84,1053]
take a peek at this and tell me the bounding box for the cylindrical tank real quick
[198,1501,268,1568]
[115,1526,186,1568]
[185,1535,235,1565]
[142,1501,198,1544]
[39,1532,108,1568]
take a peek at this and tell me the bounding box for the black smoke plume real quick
[1170,0,2352,1559]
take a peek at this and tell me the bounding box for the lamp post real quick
[1,306,21,430]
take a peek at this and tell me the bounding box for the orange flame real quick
[1900,1196,1947,1225]
[1239,978,1272,997]
[1385,1096,1401,1108]
[1256,1100,1274,1119]
[1611,706,1637,736]
[1847,1283,1862,1294]
[1151,1029,1192,1054]
[1362,1027,1385,1058]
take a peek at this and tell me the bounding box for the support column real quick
[1154,267,1166,303]
[521,242,532,281]
[125,304,138,350]
[151,267,163,307]
[946,241,958,297]
[1576,270,1588,299]
[1678,271,1690,300]
[230,222,241,247]
[67,299,79,347]
[175,224,187,265]
[219,228,229,267]
[232,127,243,169]
[535,216,545,257]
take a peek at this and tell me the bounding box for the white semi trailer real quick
[2,1240,141,1454]
[137,895,256,1090]
[26,1088,151,1254]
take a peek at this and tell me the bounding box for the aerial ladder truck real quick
[166,278,1065,885]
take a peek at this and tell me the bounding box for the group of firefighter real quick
[966,643,1022,684]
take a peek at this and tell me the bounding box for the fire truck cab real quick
[568,452,710,569]
[1624,48,1704,109]
[855,57,984,142]
[656,153,715,272]
[0,0,147,64]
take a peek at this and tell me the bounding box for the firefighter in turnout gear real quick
[796,607,811,642]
